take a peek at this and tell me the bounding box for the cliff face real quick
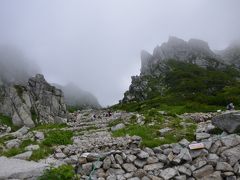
[217,42,240,68]
[141,37,224,77]
[122,37,240,103]
[0,74,68,127]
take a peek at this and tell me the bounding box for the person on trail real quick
[226,102,235,111]
[107,111,112,117]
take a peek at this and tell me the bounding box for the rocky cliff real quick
[141,36,224,77]
[0,74,68,127]
[122,37,240,103]
[217,41,240,68]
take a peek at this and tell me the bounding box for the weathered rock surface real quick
[212,111,240,133]
[0,156,48,179]
[0,74,68,127]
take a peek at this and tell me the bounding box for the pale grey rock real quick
[221,144,240,166]
[177,148,192,161]
[5,139,21,149]
[177,165,191,176]
[0,74,68,127]
[179,139,190,147]
[111,123,125,132]
[25,144,40,151]
[160,168,178,180]
[144,147,155,156]
[172,144,183,154]
[127,155,137,162]
[216,162,234,172]
[103,157,112,170]
[93,161,103,169]
[174,175,186,180]
[35,131,44,140]
[204,171,223,180]
[115,154,123,164]
[143,163,164,171]
[159,127,172,136]
[11,126,29,138]
[149,175,163,180]
[12,151,32,160]
[54,152,66,159]
[122,163,137,172]
[133,169,147,178]
[157,154,168,163]
[147,156,159,164]
[221,134,240,147]
[128,178,140,180]
[0,156,48,179]
[137,150,149,159]
[142,176,151,180]
[196,132,211,141]
[193,165,214,179]
[202,140,213,150]
[212,111,240,133]
[207,154,219,166]
[106,168,125,175]
[80,162,93,175]
[134,159,147,168]
[190,149,208,159]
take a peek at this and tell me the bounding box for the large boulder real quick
[212,111,240,133]
[0,156,48,179]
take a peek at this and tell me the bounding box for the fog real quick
[0,45,40,84]
[0,0,239,106]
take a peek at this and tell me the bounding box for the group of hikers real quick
[91,111,112,120]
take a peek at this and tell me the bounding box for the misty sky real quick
[0,0,240,106]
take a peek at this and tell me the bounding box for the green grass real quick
[67,106,79,113]
[114,59,240,115]
[0,114,19,131]
[38,164,76,180]
[43,130,73,146]
[1,129,73,161]
[31,123,67,131]
[14,85,26,103]
[1,139,36,157]
[108,118,124,127]
[30,107,38,125]
[30,144,53,161]
[112,115,197,148]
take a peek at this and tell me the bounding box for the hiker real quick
[107,111,112,117]
[226,102,235,111]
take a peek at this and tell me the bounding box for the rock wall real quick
[0,74,68,127]
[75,133,240,180]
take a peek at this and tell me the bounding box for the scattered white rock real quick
[12,151,33,160]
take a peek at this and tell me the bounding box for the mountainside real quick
[54,83,101,110]
[120,37,240,113]
[0,74,68,127]
[217,41,240,68]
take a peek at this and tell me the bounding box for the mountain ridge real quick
[121,37,240,113]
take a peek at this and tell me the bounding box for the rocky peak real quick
[0,74,67,127]
[218,41,240,68]
[141,37,220,76]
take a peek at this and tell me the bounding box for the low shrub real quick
[38,164,76,180]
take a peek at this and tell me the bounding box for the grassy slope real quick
[113,60,240,114]
[111,60,240,147]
